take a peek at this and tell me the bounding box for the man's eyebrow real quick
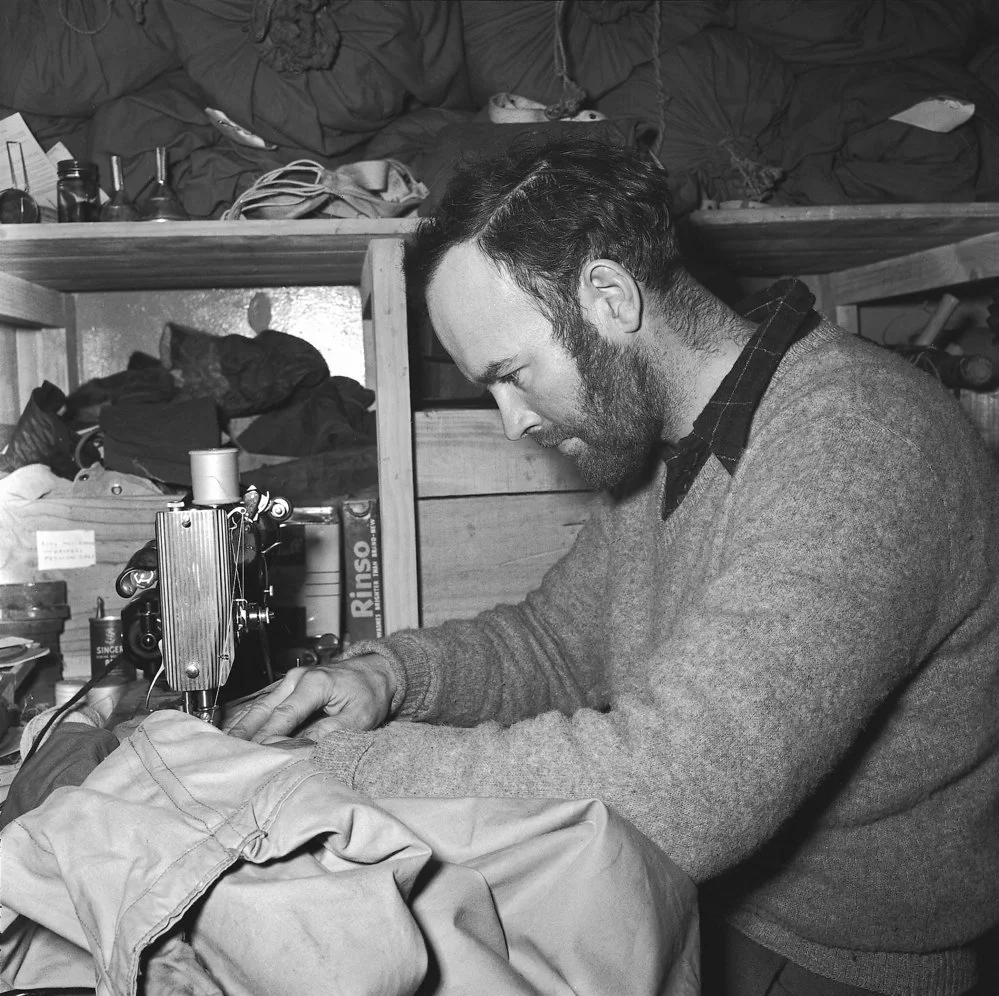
[473,357,517,386]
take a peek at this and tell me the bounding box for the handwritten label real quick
[36,530,97,570]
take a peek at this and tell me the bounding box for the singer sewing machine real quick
[114,448,292,726]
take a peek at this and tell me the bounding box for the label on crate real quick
[342,499,384,645]
[36,530,96,570]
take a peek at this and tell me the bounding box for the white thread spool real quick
[190,448,240,506]
[54,678,87,707]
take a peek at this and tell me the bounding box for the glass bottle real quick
[100,154,139,222]
[0,141,40,224]
[140,146,188,222]
[56,159,100,222]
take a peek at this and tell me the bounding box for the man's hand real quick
[223,654,397,743]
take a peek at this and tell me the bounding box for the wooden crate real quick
[0,491,171,673]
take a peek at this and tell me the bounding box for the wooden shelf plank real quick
[0,270,70,326]
[0,218,419,292]
[418,492,601,626]
[827,231,999,304]
[682,203,999,277]
[414,409,587,497]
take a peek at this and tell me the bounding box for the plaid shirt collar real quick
[660,278,819,520]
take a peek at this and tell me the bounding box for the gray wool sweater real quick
[313,322,999,995]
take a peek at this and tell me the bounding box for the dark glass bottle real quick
[57,159,100,222]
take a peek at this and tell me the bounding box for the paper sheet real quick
[36,529,97,570]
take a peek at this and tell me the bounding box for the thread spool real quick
[190,448,240,506]
[54,679,87,708]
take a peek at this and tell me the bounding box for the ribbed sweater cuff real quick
[731,912,979,996]
[344,632,435,719]
[310,730,377,788]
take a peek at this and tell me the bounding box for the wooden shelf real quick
[0,218,419,292]
[681,203,999,277]
[6,205,998,291]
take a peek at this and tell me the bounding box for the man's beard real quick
[534,318,673,493]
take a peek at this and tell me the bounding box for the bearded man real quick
[228,138,999,996]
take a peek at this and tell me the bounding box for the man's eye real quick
[498,370,521,387]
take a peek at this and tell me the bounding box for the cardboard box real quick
[341,498,384,645]
[268,509,342,648]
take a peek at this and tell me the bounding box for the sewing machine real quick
[115,449,292,725]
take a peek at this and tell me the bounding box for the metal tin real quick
[90,612,134,682]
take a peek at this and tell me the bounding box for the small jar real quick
[57,159,100,222]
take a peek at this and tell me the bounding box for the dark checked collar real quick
[660,278,820,519]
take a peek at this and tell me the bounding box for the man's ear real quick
[579,259,642,339]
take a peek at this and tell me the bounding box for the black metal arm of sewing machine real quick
[114,483,293,726]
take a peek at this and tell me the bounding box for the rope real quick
[545,0,587,120]
[221,160,331,221]
[58,0,113,35]
[652,1,667,156]
[717,136,782,201]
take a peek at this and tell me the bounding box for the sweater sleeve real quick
[342,496,616,728]
[314,398,973,882]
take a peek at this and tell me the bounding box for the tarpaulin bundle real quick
[970,43,999,201]
[732,0,981,68]
[158,0,470,159]
[769,58,995,205]
[596,27,792,203]
[250,0,341,74]
[461,0,728,109]
[81,69,295,220]
[0,0,177,117]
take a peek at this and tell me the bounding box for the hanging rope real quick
[717,136,783,201]
[58,0,113,35]
[652,1,669,156]
[545,0,587,120]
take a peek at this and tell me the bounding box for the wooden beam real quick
[361,238,420,634]
[827,231,999,305]
[0,270,70,327]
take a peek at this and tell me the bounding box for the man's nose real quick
[494,387,541,440]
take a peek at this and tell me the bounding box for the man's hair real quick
[409,137,686,352]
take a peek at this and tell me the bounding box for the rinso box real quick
[341,499,384,645]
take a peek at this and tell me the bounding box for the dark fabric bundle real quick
[595,27,791,203]
[970,43,999,201]
[770,59,995,205]
[250,0,341,74]
[236,375,375,457]
[0,0,177,117]
[0,381,76,481]
[99,397,221,486]
[160,323,330,420]
[460,0,727,108]
[158,0,470,159]
[65,352,177,420]
[83,69,294,221]
[732,0,979,68]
